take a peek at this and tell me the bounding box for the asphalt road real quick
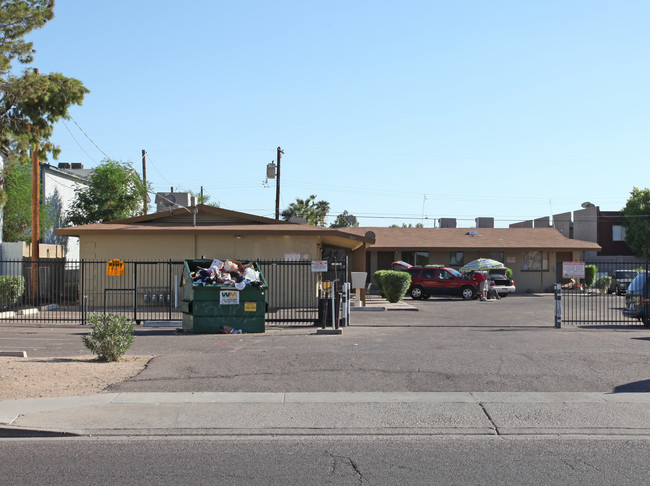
[3,436,650,485]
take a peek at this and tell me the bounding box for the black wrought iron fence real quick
[0,257,348,326]
[556,259,649,327]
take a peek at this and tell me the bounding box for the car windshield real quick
[448,268,463,278]
[615,271,638,279]
[627,274,647,293]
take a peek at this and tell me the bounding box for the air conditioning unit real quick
[155,192,191,212]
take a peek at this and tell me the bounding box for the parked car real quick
[609,269,639,295]
[406,266,479,300]
[487,268,516,297]
[622,273,648,323]
[391,261,413,272]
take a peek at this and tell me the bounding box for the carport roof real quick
[340,227,602,251]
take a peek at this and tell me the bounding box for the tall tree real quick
[2,154,55,241]
[621,187,650,259]
[330,210,359,228]
[281,194,330,227]
[66,160,150,225]
[0,0,88,160]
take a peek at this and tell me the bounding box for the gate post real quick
[555,283,562,328]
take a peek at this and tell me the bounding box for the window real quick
[401,251,429,266]
[421,268,437,278]
[521,251,549,271]
[449,251,464,266]
[437,269,453,280]
[612,225,626,241]
[414,251,429,266]
[489,251,504,263]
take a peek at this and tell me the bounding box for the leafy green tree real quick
[0,0,54,74]
[66,159,150,225]
[621,187,650,259]
[330,210,359,228]
[281,194,330,227]
[2,155,55,241]
[1,0,87,161]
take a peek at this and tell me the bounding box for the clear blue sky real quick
[25,0,650,227]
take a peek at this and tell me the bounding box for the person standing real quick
[473,271,489,301]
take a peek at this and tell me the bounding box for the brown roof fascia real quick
[340,227,601,251]
[105,205,291,225]
[55,223,376,245]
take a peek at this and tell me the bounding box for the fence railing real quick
[0,257,348,326]
[556,259,649,327]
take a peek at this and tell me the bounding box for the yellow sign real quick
[244,302,257,312]
[106,259,125,277]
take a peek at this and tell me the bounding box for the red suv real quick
[406,266,479,300]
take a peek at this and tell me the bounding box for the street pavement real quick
[2,294,650,438]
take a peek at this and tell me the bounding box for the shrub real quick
[378,270,411,303]
[82,313,135,362]
[584,265,597,288]
[595,275,612,293]
[373,270,389,297]
[0,276,25,311]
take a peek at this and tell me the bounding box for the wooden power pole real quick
[142,149,147,215]
[275,146,284,220]
[30,144,40,305]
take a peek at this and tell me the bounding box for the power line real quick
[67,115,112,160]
[61,120,98,164]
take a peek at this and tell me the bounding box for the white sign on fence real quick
[311,260,328,272]
[562,261,585,279]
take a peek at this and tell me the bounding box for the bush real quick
[595,275,612,293]
[375,270,411,303]
[82,313,135,362]
[584,265,597,288]
[373,270,389,297]
[0,276,25,311]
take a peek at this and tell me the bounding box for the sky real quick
[22,0,650,227]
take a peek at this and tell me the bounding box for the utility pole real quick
[30,143,40,305]
[30,68,40,305]
[275,146,284,220]
[141,149,147,215]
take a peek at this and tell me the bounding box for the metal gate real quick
[0,257,348,326]
[556,259,649,327]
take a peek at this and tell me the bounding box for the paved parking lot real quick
[2,295,650,394]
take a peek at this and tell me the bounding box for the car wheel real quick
[461,286,475,300]
[499,293,508,298]
[410,286,424,300]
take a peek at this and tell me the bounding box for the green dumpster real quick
[180,259,268,333]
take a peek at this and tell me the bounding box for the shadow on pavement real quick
[613,379,650,393]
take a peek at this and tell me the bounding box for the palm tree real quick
[281,195,330,226]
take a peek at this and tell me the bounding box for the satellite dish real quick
[581,202,594,209]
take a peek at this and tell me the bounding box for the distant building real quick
[40,162,92,260]
[510,203,641,273]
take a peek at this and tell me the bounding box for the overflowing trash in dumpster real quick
[190,259,264,289]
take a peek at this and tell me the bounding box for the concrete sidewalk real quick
[2,392,650,437]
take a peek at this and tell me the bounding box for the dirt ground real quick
[0,356,151,401]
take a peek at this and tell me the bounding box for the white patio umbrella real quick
[459,258,505,273]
